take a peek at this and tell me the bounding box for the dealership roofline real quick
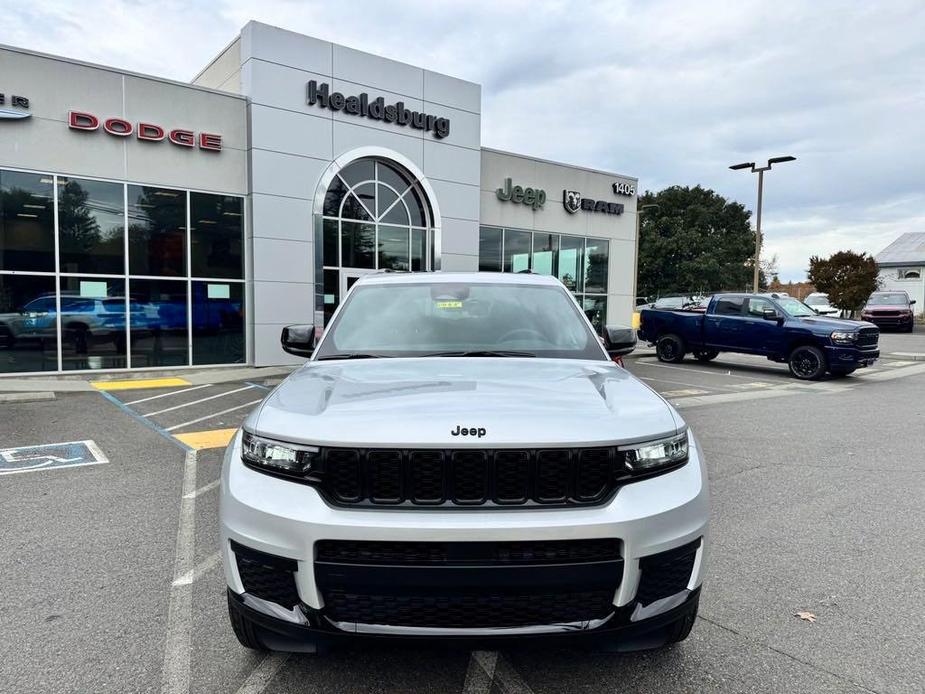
[0,42,246,101]
[481,146,637,184]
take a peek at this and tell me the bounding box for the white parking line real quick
[234,654,290,694]
[172,551,222,587]
[125,384,212,406]
[182,478,220,499]
[165,399,264,432]
[636,359,789,381]
[462,651,535,694]
[160,449,198,694]
[146,385,256,417]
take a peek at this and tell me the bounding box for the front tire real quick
[789,345,827,380]
[665,595,699,644]
[693,350,719,362]
[656,334,686,363]
[228,594,266,650]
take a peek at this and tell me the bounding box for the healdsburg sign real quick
[306,81,450,139]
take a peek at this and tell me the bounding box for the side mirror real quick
[280,324,316,357]
[604,325,636,358]
[762,309,780,321]
[911,300,917,305]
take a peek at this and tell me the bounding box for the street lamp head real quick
[767,155,796,165]
[729,162,754,171]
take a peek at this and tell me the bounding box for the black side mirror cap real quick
[762,309,780,321]
[281,324,316,357]
[911,299,917,305]
[604,325,636,358]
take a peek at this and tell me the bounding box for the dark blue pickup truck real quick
[638,293,880,379]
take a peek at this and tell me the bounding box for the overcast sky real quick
[7,1,924,280]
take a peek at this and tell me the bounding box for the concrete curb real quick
[884,352,925,361]
[0,391,56,403]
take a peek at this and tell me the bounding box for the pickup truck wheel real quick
[693,350,719,362]
[656,334,685,363]
[789,345,827,380]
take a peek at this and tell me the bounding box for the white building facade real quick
[875,233,925,316]
[0,21,638,375]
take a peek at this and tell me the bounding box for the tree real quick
[637,186,758,298]
[807,251,880,312]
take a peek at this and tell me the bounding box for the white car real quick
[220,272,709,653]
[804,293,842,317]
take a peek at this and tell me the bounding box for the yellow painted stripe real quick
[174,428,238,450]
[92,377,192,391]
[631,311,641,329]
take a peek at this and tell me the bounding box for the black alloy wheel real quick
[656,334,685,363]
[788,345,827,380]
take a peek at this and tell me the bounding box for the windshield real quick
[315,281,607,360]
[804,295,828,306]
[776,297,817,317]
[867,293,908,306]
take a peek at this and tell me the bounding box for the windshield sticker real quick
[435,301,463,309]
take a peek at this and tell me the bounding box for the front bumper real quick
[219,431,709,648]
[863,315,913,329]
[825,345,879,368]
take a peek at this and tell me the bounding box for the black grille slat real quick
[317,446,627,508]
[535,450,570,503]
[409,450,445,504]
[316,539,621,565]
[451,450,489,504]
[368,450,403,504]
[494,450,529,504]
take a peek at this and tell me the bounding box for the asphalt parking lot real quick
[2,346,924,694]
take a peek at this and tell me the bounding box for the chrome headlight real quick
[241,430,319,476]
[830,330,857,345]
[620,431,689,474]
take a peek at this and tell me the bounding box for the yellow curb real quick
[91,377,192,391]
[174,428,238,450]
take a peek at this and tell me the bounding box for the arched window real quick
[901,269,920,279]
[316,158,435,324]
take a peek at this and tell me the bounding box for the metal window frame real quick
[0,164,247,377]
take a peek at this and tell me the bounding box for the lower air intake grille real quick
[635,539,700,606]
[324,589,615,629]
[231,540,301,608]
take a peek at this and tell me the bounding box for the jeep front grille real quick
[314,446,623,508]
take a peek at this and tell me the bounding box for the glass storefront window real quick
[533,233,558,276]
[411,229,426,272]
[0,273,58,372]
[322,219,338,266]
[129,279,188,367]
[0,170,55,272]
[582,295,607,334]
[190,193,243,279]
[58,177,125,275]
[341,221,376,268]
[378,225,409,271]
[127,185,186,277]
[479,227,502,272]
[59,276,127,370]
[503,230,532,273]
[323,269,339,325]
[558,235,583,291]
[191,281,244,365]
[584,238,609,294]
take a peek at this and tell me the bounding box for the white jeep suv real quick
[220,272,709,652]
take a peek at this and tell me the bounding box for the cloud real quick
[5,0,924,281]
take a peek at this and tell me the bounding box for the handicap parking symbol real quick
[0,440,109,475]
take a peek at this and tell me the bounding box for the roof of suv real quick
[355,272,562,287]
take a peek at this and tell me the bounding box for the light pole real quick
[729,156,795,292]
[632,203,660,301]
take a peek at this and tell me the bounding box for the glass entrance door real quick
[339,268,379,301]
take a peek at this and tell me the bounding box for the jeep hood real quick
[248,358,683,448]
[794,316,876,331]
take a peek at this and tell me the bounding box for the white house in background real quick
[875,232,925,315]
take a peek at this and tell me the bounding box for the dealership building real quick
[0,21,638,374]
